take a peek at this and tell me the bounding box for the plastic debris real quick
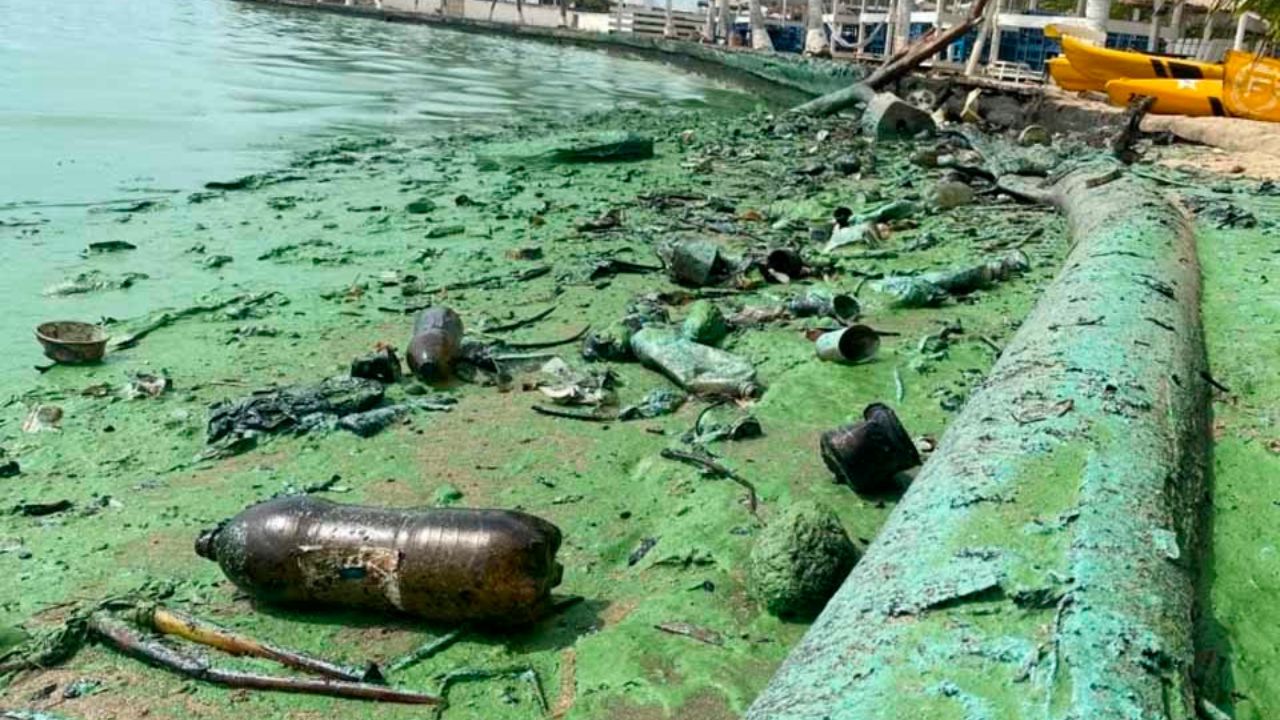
[630,327,759,398]
[196,496,563,625]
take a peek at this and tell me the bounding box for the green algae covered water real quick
[0,0,758,386]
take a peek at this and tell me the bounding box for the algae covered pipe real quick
[747,165,1209,719]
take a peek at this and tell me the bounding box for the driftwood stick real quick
[659,448,759,516]
[89,613,441,705]
[149,606,370,683]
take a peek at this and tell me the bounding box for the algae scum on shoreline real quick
[1,84,1277,717]
[0,101,1069,717]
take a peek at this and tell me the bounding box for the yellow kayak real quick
[1061,35,1224,82]
[1047,56,1106,92]
[1105,78,1227,116]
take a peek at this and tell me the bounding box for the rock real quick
[749,501,859,618]
[1018,125,1051,146]
[931,180,975,210]
[833,155,861,176]
[434,483,464,506]
[681,300,728,346]
[337,405,407,437]
[860,93,936,141]
[543,132,654,164]
[582,320,635,362]
[405,198,437,214]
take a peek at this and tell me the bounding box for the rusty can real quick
[407,307,462,383]
[195,496,563,626]
[814,325,880,364]
[819,404,920,493]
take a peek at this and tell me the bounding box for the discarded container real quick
[407,307,462,383]
[664,240,727,287]
[764,248,805,281]
[630,327,759,398]
[923,251,1030,295]
[34,321,108,364]
[350,347,401,384]
[196,496,563,626]
[787,290,860,323]
[819,404,920,493]
[814,325,880,364]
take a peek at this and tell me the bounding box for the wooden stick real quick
[659,448,759,516]
[89,614,441,705]
[150,606,370,683]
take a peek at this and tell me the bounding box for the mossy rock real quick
[749,501,858,618]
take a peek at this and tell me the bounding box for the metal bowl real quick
[35,321,108,364]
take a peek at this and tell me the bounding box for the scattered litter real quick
[815,325,881,364]
[654,621,723,647]
[196,496,563,624]
[407,307,463,383]
[22,405,63,433]
[619,388,686,420]
[820,403,921,494]
[631,328,759,398]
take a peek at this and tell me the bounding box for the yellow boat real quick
[1061,35,1224,82]
[1047,56,1106,92]
[1104,78,1227,116]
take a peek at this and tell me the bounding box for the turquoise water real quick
[0,0,748,207]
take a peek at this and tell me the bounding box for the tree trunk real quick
[750,0,773,49]
[805,0,827,54]
[718,0,731,43]
[665,0,674,37]
[746,162,1208,720]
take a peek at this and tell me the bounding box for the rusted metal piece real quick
[814,325,880,363]
[407,306,463,383]
[196,496,563,626]
[819,403,920,493]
